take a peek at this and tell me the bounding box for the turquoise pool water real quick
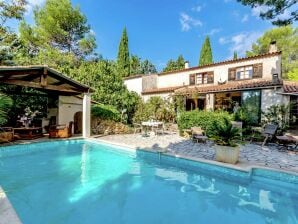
[0,140,297,224]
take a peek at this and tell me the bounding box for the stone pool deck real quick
[95,133,298,173]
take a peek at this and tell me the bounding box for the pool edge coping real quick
[0,186,22,224]
[88,138,298,177]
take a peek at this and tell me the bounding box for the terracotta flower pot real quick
[214,145,240,164]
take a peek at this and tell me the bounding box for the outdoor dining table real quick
[141,121,163,136]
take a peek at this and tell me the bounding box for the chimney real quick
[269,41,277,53]
[184,61,189,69]
[272,73,279,84]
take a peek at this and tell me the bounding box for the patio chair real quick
[153,122,164,135]
[276,133,298,151]
[133,123,142,134]
[261,124,278,147]
[49,121,73,138]
[191,126,208,143]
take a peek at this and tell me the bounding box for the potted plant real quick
[211,118,240,164]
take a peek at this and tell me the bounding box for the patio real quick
[95,133,298,173]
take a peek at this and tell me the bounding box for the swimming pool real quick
[0,140,297,224]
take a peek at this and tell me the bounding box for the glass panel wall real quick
[241,90,261,124]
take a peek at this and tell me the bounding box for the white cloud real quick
[25,0,45,15]
[241,14,249,23]
[191,5,202,12]
[205,28,221,36]
[219,37,227,45]
[219,31,262,57]
[179,12,202,32]
[251,5,270,18]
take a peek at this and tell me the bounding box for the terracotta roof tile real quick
[283,81,298,93]
[159,51,282,76]
[174,79,282,95]
[142,86,183,95]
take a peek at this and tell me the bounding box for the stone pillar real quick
[82,93,91,138]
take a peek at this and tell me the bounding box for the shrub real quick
[210,118,240,147]
[133,97,176,123]
[0,94,13,125]
[261,104,290,134]
[91,104,121,122]
[177,110,232,136]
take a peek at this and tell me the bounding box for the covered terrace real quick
[0,65,93,138]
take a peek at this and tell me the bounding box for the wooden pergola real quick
[0,65,93,137]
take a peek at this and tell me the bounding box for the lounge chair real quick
[261,124,278,147]
[191,127,208,143]
[49,121,73,138]
[276,134,298,151]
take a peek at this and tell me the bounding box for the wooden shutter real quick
[207,72,214,83]
[253,63,263,78]
[189,74,196,85]
[228,68,236,81]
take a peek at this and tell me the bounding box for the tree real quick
[233,51,238,59]
[0,0,26,28]
[117,27,130,77]
[140,59,157,74]
[19,0,96,58]
[130,55,142,75]
[237,0,297,26]
[68,60,140,123]
[0,0,26,65]
[246,25,297,79]
[199,36,213,66]
[287,68,298,81]
[0,94,12,125]
[163,55,186,72]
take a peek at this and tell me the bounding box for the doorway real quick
[74,111,82,134]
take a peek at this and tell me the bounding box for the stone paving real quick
[97,133,298,173]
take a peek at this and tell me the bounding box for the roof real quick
[159,51,282,76]
[174,79,283,95]
[0,65,93,95]
[122,52,282,80]
[142,86,183,95]
[283,81,298,94]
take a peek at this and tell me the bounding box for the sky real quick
[13,0,295,71]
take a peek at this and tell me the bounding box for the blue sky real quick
[14,0,291,71]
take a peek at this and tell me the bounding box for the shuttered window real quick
[228,68,236,81]
[253,63,263,78]
[207,72,214,83]
[189,74,196,85]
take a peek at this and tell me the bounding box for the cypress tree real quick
[199,36,213,66]
[117,27,130,77]
[233,51,238,59]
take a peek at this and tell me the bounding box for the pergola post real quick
[82,92,91,138]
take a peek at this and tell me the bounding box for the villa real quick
[125,42,298,126]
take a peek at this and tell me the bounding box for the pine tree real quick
[199,36,213,66]
[233,51,238,59]
[117,27,130,77]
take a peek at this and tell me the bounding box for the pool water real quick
[0,140,297,224]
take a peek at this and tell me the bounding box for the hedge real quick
[177,110,232,136]
[91,104,121,122]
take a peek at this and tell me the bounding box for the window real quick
[236,66,252,80]
[229,63,262,81]
[189,72,214,85]
[189,74,196,85]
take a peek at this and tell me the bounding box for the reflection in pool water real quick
[0,140,297,224]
